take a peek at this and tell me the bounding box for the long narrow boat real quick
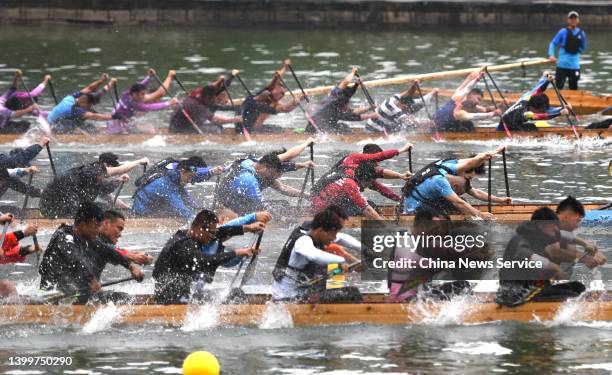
[1,292,610,327]
[16,203,610,230]
[0,123,609,146]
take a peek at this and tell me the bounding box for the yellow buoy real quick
[183,351,220,375]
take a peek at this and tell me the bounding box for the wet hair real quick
[468,88,483,97]
[99,152,120,167]
[527,94,550,112]
[257,152,283,173]
[362,144,383,154]
[325,205,349,220]
[75,202,104,225]
[178,157,201,172]
[187,156,207,168]
[531,207,559,222]
[130,83,147,95]
[354,162,377,182]
[414,207,450,223]
[5,95,30,110]
[191,209,219,229]
[311,209,343,231]
[556,195,585,217]
[103,210,125,222]
[465,154,486,175]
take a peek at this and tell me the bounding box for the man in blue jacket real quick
[548,11,587,90]
[132,156,222,220]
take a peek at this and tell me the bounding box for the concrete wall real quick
[0,1,610,29]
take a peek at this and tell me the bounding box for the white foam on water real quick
[410,295,474,326]
[4,371,46,374]
[461,136,612,151]
[81,303,124,334]
[181,304,220,332]
[64,370,103,374]
[139,135,167,147]
[259,302,294,329]
[570,363,612,371]
[340,353,385,361]
[314,52,339,57]
[355,135,405,145]
[153,367,183,374]
[442,341,512,356]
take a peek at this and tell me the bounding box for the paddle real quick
[309,143,315,188]
[355,73,387,138]
[278,76,321,133]
[415,82,442,141]
[302,261,362,287]
[296,166,312,214]
[20,174,41,266]
[152,73,204,136]
[234,74,254,141]
[47,79,59,105]
[508,252,589,307]
[210,174,221,210]
[549,77,579,139]
[288,64,309,103]
[487,159,492,213]
[502,149,510,198]
[112,81,120,104]
[483,71,512,139]
[112,181,124,208]
[43,276,137,303]
[238,231,264,289]
[408,147,413,174]
[106,80,117,108]
[17,74,52,135]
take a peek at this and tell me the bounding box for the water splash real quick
[181,304,220,332]
[140,135,167,147]
[408,294,475,325]
[259,302,294,329]
[442,341,512,356]
[81,303,124,334]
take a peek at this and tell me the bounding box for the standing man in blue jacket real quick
[548,11,587,90]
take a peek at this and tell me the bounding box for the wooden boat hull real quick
[1,124,609,146]
[18,203,608,230]
[1,294,611,327]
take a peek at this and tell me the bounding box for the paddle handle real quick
[483,75,498,109]
[46,144,57,178]
[502,149,510,198]
[484,68,507,103]
[487,159,492,213]
[173,75,189,94]
[288,64,309,103]
[17,76,35,104]
[309,144,315,187]
[101,276,136,288]
[296,167,312,212]
[550,78,579,139]
[113,181,124,208]
[21,174,34,218]
[415,82,433,120]
[236,74,253,97]
[47,79,59,105]
[408,148,413,174]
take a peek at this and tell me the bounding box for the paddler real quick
[499,72,568,131]
[0,213,40,266]
[39,152,149,218]
[132,156,224,220]
[401,146,509,219]
[217,140,315,216]
[313,142,413,207]
[46,73,117,134]
[272,207,361,302]
[107,68,179,134]
[38,202,144,303]
[152,209,263,304]
[366,80,438,134]
[389,208,487,302]
[3,71,52,133]
[433,69,501,132]
[98,210,153,265]
[245,59,293,130]
[556,196,606,267]
[238,88,300,135]
[0,70,40,133]
[309,67,377,133]
[168,70,243,134]
[496,207,592,307]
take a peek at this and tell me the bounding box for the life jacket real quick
[564,28,584,54]
[217,156,259,198]
[272,223,325,284]
[401,159,455,210]
[310,153,351,197]
[134,158,179,188]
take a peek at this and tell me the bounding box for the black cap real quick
[568,11,579,18]
[99,153,120,167]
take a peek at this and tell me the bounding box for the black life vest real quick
[401,159,455,210]
[135,157,179,188]
[310,153,351,197]
[272,222,325,284]
[564,28,583,54]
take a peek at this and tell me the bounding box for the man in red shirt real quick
[311,162,383,220]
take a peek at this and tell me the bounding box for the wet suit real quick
[132,165,214,220]
[402,160,458,214]
[496,221,585,306]
[108,76,172,134]
[500,76,563,131]
[39,162,119,218]
[310,85,361,133]
[39,224,132,302]
[549,27,586,90]
[152,226,245,304]
[47,92,92,133]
